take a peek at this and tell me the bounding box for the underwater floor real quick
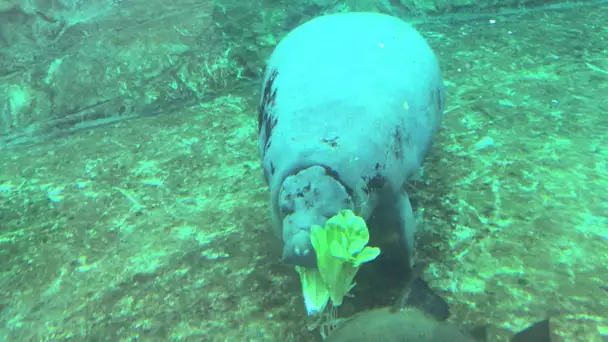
[1,4,606,342]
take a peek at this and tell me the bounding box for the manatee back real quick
[258,12,444,216]
[325,307,475,342]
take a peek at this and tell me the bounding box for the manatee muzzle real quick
[277,165,354,268]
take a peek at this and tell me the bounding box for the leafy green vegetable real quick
[297,210,381,315]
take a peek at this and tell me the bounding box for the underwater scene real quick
[0,0,606,341]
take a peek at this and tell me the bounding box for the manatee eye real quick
[279,192,295,215]
[280,203,294,215]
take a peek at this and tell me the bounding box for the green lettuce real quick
[297,210,381,315]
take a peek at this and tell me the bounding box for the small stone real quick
[474,136,496,151]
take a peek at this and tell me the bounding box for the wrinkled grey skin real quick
[278,166,355,267]
[258,12,444,268]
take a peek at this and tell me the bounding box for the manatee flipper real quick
[510,319,551,342]
[396,189,417,269]
[392,263,451,321]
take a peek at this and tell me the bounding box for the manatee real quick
[258,12,445,268]
[324,303,552,342]
[325,267,552,342]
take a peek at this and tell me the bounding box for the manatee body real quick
[258,12,445,267]
[324,307,553,342]
[324,274,551,342]
[325,307,476,342]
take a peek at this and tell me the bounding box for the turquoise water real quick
[0,1,606,341]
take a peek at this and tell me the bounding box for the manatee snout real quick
[281,211,324,267]
[277,165,354,268]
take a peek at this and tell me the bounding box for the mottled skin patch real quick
[259,68,279,161]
